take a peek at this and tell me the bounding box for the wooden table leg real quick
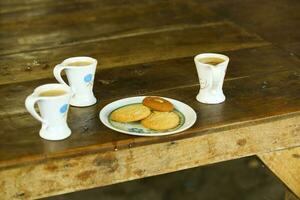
[285,189,300,200]
[258,147,300,198]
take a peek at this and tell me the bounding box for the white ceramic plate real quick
[99,96,197,136]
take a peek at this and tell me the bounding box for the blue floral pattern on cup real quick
[84,73,93,87]
[84,74,93,83]
[60,104,68,114]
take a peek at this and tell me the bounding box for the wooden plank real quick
[1,66,300,169]
[0,45,297,117]
[282,43,300,58]
[1,113,300,199]
[0,0,100,13]
[0,0,218,55]
[0,21,268,85]
[202,0,300,45]
[259,147,300,198]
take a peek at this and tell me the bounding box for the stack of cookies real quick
[110,96,180,131]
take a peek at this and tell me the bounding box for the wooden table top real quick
[1,0,300,199]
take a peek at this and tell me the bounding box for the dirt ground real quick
[45,156,286,200]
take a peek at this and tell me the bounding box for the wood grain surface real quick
[0,21,267,85]
[1,0,299,199]
[0,0,218,55]
[203,0,300,45]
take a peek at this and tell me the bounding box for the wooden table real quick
[1,0,299,199]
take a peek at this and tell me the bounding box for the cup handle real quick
[211,67,222,93]
[25,95,47,125]
[53,64,68,86]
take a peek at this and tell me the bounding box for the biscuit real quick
[110,104,151,123]
[141,111,180,131]
[142,96,174,112]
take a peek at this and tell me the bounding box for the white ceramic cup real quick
[53,56,97,107]
[25,83,72,140]
[194,53,229,104]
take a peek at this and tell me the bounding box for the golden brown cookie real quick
[110,104,151,123]
[141,111,180,131]
[142,96,174,112]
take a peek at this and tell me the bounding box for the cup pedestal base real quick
[39,125,71,141]
[70,95,97,107]
[196,92,225,104]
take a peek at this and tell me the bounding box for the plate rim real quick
[99,96,197,136]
